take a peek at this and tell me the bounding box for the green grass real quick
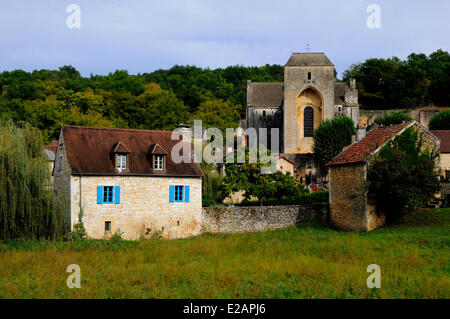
[0,208,449,299]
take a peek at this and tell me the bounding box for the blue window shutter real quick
[114,186,120,204]
[184,185,190,202]
[169,185,175,202]
[97,186,103,204]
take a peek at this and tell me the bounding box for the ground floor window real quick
[105,221,111,233]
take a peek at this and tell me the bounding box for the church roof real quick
[285,53,334,66]
[247,82,284,108]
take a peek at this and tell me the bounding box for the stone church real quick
[246,52,359,181]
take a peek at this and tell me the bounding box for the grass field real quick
[0,208,448,299]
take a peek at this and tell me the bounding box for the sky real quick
[0,0,449,77]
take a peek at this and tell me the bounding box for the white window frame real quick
[116,154,127,170]
[154,155,164,171]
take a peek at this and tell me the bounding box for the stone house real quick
[430,130,450,180]
[246,52,359,180]
[53,126,203,240]
[327,121,440,232]
[431,130,450,206]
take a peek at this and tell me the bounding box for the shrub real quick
[374,112,413,126]
[367,127,440,220]
[109,229,123,241]
[429,109,450,130]
[67,222,88,241]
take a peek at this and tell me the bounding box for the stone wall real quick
[328,163,375,231]
[70,175,202,240]
[202,204,329,234]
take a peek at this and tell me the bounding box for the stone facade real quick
[202,204,329,234]
[70,175,202,240]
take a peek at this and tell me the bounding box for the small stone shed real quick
[326,121,440,232]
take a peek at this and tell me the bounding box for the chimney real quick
[351,135,356,144]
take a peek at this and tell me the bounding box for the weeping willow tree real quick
[0,120,63,241]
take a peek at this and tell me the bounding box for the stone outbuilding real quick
[326,121,440,232]
[53,126,203,240]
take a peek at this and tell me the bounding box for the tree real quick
[222,147,304,206]
[313,117,355,175]
[367,127,440,220]
[134,89,190,131]
[0,120,63,240]
[429,109,450,130]
[193,98,241,131]
[374,112,413,126]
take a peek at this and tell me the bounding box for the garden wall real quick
[201,204,329,233]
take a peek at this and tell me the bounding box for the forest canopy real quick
[0,50,448,144]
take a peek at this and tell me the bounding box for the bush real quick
[367,127,440,220]
[374,112,413,126]
[109,229,123,241]
[429,109,450,130]
[67,222,88,241]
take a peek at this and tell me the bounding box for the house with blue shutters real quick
[53,125,203,239]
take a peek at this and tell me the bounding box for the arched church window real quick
[307,72,311,80]
[304,107,314,137]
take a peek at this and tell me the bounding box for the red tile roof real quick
[61,126,202,176]
[326,122,412,166]
[431,130,450,153]
[44,140,58,152]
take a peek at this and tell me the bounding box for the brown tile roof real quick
[61,126,202,176]
[247,82,283,108]
[431,130,450,153]
[326,122,412,166]
[285,53,334,66]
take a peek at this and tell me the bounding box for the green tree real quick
[135,89,190,131]
[429,109,450,130]
[0,120,63,240]
[374,112,413,126]
[222,148,304,206]
[313,117,355,175]
[193,98,240,131]
[367,127,440,220]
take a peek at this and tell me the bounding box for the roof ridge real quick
[63,125,174,134]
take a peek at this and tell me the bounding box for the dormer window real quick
[154,155,164,171]
[116,154,127,170]
[149,143,168,172]
[112,141,131,172]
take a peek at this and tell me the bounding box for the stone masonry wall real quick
[329,163,371,231]
[202,204,329,233]
[70,175,202,240]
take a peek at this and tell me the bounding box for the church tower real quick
[246,52,359,181]
[282,53,335,154]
